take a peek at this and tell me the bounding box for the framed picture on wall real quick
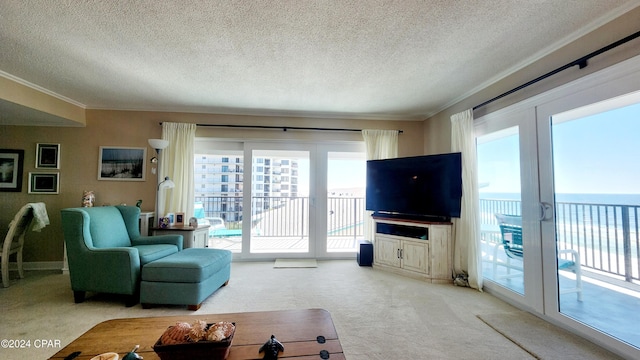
[98,146,146,181]
[28,172,59,194]
[0,149,25,192]
[36,143,60,169]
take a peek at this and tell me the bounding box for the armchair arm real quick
[131,234,183,251]
[67,246,141,295]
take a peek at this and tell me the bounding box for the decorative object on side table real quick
[175,212,184,226]
[153,320,235,360]
[82,190,95,207]
[259,335,284,360]
[90,352,118,360]
[159,217,170,228]
[122,345,143,360]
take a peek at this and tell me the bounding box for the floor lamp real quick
[148,139,174,227]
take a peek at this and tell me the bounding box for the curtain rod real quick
[161,122,403,134]
[473,29,640,111]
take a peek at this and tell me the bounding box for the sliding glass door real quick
[476,107,543,311]
[248,146,312,255]
[537,86,640,352]
[240,142,366,259]
[478,55,640,357]
[326,150,366,253]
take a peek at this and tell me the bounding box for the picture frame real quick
[0,149,25,192]
[28,172,59,194]
[36,143,60,169]
[175,212,185,226]
[166,213,175,225]
[98,146,146,181]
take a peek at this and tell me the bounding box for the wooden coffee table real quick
[49,308,344,359]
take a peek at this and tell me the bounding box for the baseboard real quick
[7,261,65,272]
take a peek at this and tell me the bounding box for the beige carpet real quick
[0,261,627,360]
[477,312,622,360]
[273,258,318,268]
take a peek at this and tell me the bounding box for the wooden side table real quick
[153,224,210,248]
[139,211,155,236]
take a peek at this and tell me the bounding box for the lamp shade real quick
[158,177,175,190]
[148,138,169,150]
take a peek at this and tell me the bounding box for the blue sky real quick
[478,100,640,195]
[552,102,640,194]
[296,156,366,196]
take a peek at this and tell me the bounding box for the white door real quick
[537,76,640,353]
[476,106,544,313]
[478,55,640,357]
[244,142,314,258]
[241,141,366,260]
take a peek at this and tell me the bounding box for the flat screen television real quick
[366,152,462,221]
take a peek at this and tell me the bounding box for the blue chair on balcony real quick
[495,214,583,301]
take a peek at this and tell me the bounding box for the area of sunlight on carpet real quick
[273,259,318,268]
[477,312,622,360]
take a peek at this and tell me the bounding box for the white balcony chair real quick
[1,203,49,287]
[495,214,583,301]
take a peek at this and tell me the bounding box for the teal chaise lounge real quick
[61,205,183,306]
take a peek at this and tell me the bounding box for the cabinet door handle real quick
[400,249,403,259]
[397,249,400,259]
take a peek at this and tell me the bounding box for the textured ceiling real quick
[0,1,638,124]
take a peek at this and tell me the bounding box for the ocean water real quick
[480,192,640,253]
[480,192,640,206]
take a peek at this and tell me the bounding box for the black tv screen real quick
[366,153,463,220]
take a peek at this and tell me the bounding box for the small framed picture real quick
[28,172,59,194]
[36,143,60,169]
[0,149,24,192]
[166,213,175,225]
[175,212,185,226]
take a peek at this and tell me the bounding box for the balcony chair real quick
[495,214,583,301]
[61,205,183,306]
[2,203,50,287]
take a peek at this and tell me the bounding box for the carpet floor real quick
[477,312,621,360]
[273,258,318,268]
[0,260,622,359]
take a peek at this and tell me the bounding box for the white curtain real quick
[160,122,196,220]
[451,109,482,290]
[361,129,399,242]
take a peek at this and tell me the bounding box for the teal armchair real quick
[61,205,183,306]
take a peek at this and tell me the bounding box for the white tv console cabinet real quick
[373,216,453,283]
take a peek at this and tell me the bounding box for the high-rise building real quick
[194,154,299,222]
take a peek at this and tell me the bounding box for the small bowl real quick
[91,353,119,360]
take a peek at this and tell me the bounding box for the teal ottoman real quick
[140,248,232,310]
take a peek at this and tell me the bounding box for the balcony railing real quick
[481,198,640,283]
[195,195,364,240]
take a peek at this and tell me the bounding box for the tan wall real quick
[0,109,422,265]
[0,76,86,126]
[424,7,640,154]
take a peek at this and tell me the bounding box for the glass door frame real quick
[316,143,367,258]
[240,141,366,260]
[535,58,640,356]
[475,106,544,314]
[242,141,317,260]
[476,54,640,358]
